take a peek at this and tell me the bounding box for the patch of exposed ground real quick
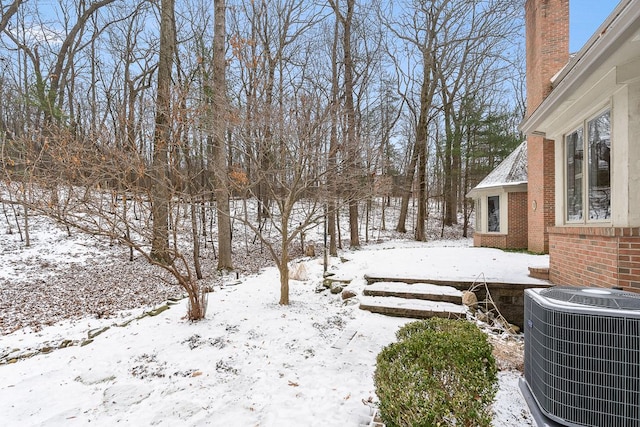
[0,216,277,335]
[490,333,525,372]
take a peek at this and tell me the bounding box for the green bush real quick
[374,318,498,427]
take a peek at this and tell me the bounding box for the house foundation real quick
[549,227,640,291]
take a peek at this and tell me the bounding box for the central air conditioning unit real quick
[521,287,640,427]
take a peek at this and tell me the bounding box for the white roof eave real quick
[467,182,528,199]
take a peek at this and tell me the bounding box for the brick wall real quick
[508,192,529,248]
[527,136,555,253]
[525,0,568,254]
[525,0,570,116]
[549,227,640,291]
[474,233,506,249]
[619,237,640,290]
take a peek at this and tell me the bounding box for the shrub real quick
[374,318,498,427]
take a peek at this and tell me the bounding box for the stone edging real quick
[0,297,183,365]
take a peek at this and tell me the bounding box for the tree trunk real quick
[213,0,233,270]
[396,143,417,234]
[327,11,340,257]
[415,135,427,241]
[191,196,203,279]
[278,218,290,305]
[150,0,175,263]
[178,273,205,321]
[123,193,134,261]
[23,186,30,247]
[442,102,460,227]
[278,250,290,305]
[450,131,461,226]
[341,0,360,248]
[414,68,433,242]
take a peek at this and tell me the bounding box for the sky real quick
[570,1,619,52]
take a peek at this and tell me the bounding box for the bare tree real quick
[330,0,360,248]
[381,0,445,240]
[327,13,340,255]
[234,91,331,305]
[380,0,523,237]
[435,0,523,226]
[0,0,528,316]
[0,120,210,320]
[2,0,117,125]
[0,0,26,33]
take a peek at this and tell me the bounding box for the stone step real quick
[528,267,549,280]
[359,296,467,320]
[363,281,463,304]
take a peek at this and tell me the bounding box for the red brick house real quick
[520,0,640,290]
[468,141,529,250]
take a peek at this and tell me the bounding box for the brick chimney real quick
[525,0,569,253]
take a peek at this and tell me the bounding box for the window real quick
[565,109,610,223]
[566,128,583,221]
[488,195,500,232]
[587,110,611,220]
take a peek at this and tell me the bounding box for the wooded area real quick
[0,0,525,317]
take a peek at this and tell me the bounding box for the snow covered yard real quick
[0,215,543,426]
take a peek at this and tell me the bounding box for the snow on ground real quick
[335,241,549,285]
[0,231,545,426]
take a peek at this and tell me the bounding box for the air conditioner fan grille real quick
[540,286,640,310]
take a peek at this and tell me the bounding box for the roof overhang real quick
[467,182,528,199]
[520,0,640,137]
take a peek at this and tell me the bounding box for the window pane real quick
[488,195,500,232]
[588,110,611,220]
[566,128,584,221]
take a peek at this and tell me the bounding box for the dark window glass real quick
[566,128,584,221]
[488,195,500,232]
[587,110,611,220]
